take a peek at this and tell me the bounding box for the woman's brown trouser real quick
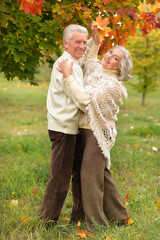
[39,130,84,222]
[80,129,130,233]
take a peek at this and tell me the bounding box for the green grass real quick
[0,77,160,240]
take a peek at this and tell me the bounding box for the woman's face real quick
[101,48,124,71]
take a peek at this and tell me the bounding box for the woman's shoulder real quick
[85,58,101,70]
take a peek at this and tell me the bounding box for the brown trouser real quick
[80,129,130,233]
[39,130,84,222]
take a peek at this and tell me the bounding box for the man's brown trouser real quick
[39,130,84,222]
[80,129,130,233]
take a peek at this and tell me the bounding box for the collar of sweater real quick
[102,68,117,78]
[63,51,79,63]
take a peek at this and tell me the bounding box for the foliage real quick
[126,1,160,106]
[0,0,160,84]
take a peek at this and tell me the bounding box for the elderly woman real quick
[58,34,133,232]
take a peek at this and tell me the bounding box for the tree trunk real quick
[141,93,146,107]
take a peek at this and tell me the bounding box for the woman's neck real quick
[102,68,118,78]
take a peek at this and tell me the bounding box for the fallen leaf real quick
[125,202,129,206]
[134,144,139,149]
[124,191,130,200]
[106,235,116,240]
[10,199,18,207]
[147,116,153,119]
[20,200,24,205]
[155,200,160,210]
[21,215,29,223]
[32,187,38,194]
[106,236,112,240]
[147,152,152,156]
[63,216,70,221]
[152,147,158,152]
[77,221,81,226]
[76,230,87,238]
[127,218,134,226]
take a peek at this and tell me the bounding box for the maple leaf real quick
[76,230,87,238]
[124,191,130,200]
[93,15,109,28]
[92,15,111,43]
[17,0,44,17]
[32,187,38,194]
[76,230,92,238]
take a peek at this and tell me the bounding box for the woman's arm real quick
[57,59,90,105]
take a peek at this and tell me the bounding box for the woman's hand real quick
[57,59,73,79]
[91,24,100,45]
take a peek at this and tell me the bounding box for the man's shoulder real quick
[54,52,73,66]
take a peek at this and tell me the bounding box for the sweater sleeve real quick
[79,37,94,68]
[86,43,100,60]
[64,75,90,105]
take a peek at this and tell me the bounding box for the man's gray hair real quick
[113,46,133,81]
[63,24,88,44]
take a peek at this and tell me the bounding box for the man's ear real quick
[64,40,68,50]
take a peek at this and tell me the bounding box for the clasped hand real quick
[57,59,73,79]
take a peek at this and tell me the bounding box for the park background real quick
[0,0,160,239]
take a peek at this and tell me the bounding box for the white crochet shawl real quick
[79,58,128,169]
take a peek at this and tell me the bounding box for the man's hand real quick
[57,59,73,79]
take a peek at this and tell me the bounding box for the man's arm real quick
[54,63,89,112]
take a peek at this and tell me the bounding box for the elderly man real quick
[39,24,94,226]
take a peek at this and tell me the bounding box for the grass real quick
[0,76,160,240]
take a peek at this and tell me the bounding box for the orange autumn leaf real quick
[21,215,29,223]
[63,216,70,221]
[77,221,81,226]
[94,15,110,28]
[106,235,116,240]
[127,218,134,226]
[76,230,87,238]
[93,15,111,43]
[17,0,44,17]
[134,144,139,149]
[155,200,160,210]
[124,191,130,200]
[147,152,152,156]
[32,187,38,194]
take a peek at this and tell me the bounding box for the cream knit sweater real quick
[64,43,128,168]
[47,38,93,134]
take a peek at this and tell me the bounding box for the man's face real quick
[64,31,87,60]
[101,48,124,71]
